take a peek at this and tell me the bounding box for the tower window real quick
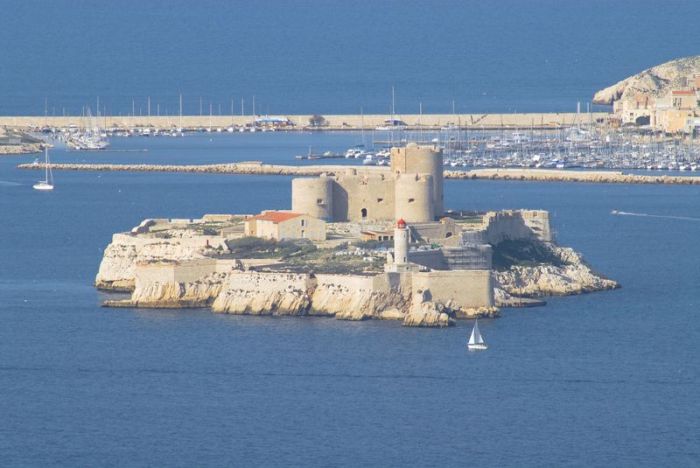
[361,208,368,218]
[317,198,324,205]
[377,198,384,203]
[408,198,415,203]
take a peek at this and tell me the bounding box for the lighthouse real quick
[394,218,409,265]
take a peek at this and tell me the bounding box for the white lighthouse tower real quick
[394,218,409,265]
[386,218,411,272]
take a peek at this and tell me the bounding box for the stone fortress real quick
[95,143,617,327]
[292,144,443,223]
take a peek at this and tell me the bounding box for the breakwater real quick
[0,112,608,131]
[17,162,700,185]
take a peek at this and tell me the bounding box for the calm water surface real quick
[0,133,698,466]
[2,0,700,115]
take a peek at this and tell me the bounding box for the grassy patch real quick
[224,237,316,259]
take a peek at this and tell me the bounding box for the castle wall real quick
[134,258,219,288]
[394,173,434,222]
[391,144,443,216]
[134,262,177,287]
[409,218,459,245]
[290,144,444,223]
[411,270,493,311]
[291,176,334,220]
[332,174,395,222]
[521,210,552,242]
[467,210,552,245]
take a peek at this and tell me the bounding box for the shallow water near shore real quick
[1,134,699,466]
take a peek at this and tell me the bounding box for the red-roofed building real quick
[244,210,326,241]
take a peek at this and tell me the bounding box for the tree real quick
[309,114,327,127]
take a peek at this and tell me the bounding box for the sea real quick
[1,0,699,116]
[2,1,700,466]
[1,133,699,466]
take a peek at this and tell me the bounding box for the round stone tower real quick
[394,173,434,223]
[291,175,334,220]
[394,218,409,265]
[391,143,443,217]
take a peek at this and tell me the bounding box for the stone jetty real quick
[17,162,700,185]
[0,112,608,131]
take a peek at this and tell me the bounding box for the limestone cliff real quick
[95,234,213,291]
[97,212,618,328]
[212,272,312,316]
[310,280,409,321]
[402,290,454,327]
[125,272,226,308]
[593,55,700,105]
[494,245,618,298]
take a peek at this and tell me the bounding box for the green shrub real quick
[491,239,564,270]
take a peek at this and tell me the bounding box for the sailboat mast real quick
[360,106,365,147]
[44,147,49,182]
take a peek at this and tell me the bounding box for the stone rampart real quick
[411,270,494,316]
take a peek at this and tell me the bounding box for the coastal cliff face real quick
[593,55,700,105]
[127,272,225,308]
[95,234,209,291]
[494,245,618,299]
[97,214,618,327]
[310,276,409,321]
[212,272,312,316]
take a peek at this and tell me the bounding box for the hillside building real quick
[244,211,326,241]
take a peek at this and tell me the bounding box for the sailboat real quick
[33,147,54,191]
[467,318,487,350]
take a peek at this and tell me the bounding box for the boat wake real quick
[0,180,22,187]
[611,210,700,222]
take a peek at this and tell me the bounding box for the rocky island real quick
[96,144,618,327]
[594,55,700,132]
[593,55,700,107]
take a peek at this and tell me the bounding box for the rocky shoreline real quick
[0,143,42,155]
[95,222,618,328]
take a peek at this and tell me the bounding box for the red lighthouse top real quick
[397,218,406,229]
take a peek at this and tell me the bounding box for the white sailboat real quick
[33,147,54,191]
[467,319,487,350]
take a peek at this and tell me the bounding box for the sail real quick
[469,319,484,345]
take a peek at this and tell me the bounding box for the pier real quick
[17,162,700,185]
[0,112,608,131]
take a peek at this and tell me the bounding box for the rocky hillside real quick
[593,55,700,105]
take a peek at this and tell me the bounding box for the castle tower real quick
[394,173,434,223]
[394,218,409,265]
[391,143,443,218]
[291,175,334,221]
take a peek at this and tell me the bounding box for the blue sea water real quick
[1,134,699,466]
[1,0,699,116]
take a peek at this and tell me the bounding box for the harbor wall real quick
[22,162,700,186]
[0,112,609,130]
